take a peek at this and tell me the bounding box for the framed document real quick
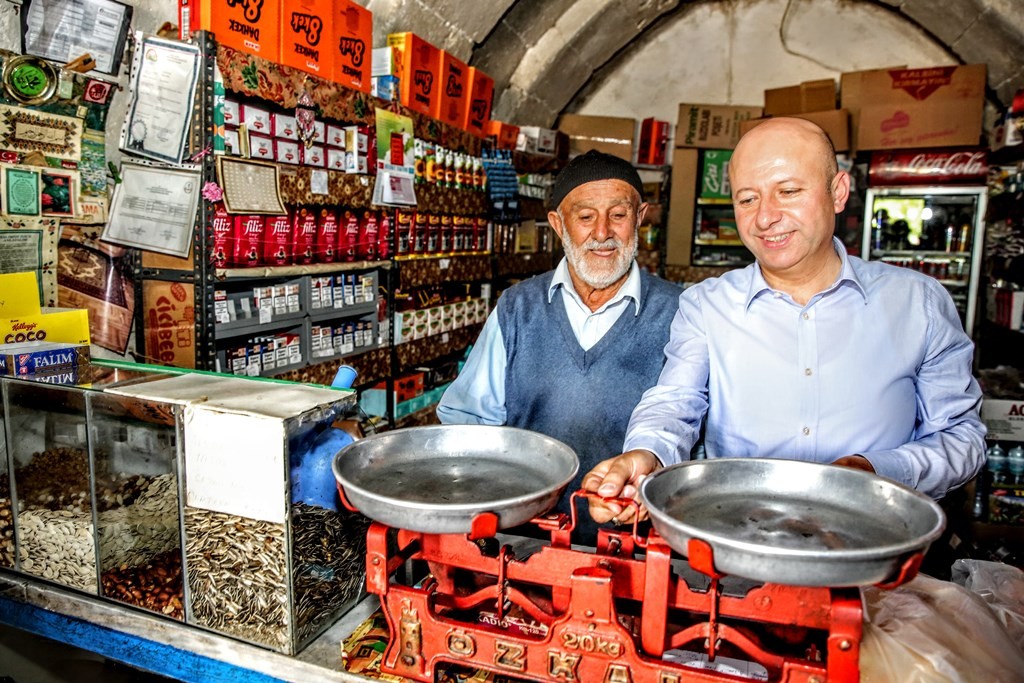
[216,157,287,215]
[103,162,201,257]
[3,166,41,217]
[21,0,132,76]
[121,33,201,165]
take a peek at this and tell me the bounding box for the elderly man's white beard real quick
[561,226,638,290]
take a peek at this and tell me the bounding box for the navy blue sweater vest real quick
[498,269,681,542]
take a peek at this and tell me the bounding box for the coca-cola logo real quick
[871,148,988,185]
[904,151,987,176]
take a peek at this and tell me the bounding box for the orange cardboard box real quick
[434,51,469,128]
[331,0,372,93]
[462,67,494,136]
[280,0,332,78]
[387,32,441,117]
[182,0,281,63]
[485,120,520,150]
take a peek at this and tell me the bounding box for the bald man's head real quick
[733,117,839,192]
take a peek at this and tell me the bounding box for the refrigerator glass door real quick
[861,186,987,336]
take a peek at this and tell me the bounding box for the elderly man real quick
[586,117,986,525]
[438,149,682,541]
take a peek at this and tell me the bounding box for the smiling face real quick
[548,179,646,295]
[729,118,849,291]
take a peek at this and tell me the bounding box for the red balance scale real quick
[332,427,943,683]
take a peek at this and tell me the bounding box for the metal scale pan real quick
[333,425,579,534]
[640,458,946,587]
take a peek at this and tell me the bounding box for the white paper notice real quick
[103,163,200,257]
[183,407,286,524]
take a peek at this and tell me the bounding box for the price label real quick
[442,332,450,344]
[259,306,272,324]
[310,169,329,195]
[439,258,450,270]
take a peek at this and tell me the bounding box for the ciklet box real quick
[0,341,90,376]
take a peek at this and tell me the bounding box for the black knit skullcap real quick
[548,149,644,210]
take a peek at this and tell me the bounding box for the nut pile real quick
[17,508,97,591]
[14,447,90,512]
[291,503,369,644]
[14,449,183,595]
[1,493,14,568]
[184,507,290,650]
[101,549,184,620]
[96,472,180,572]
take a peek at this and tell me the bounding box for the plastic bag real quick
[950,559,1024,650]
[860,568,1024,682]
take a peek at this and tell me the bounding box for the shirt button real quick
[802,427,811,436]
[774,292,783,298]
[804,368,812,376]
[802,312,810,320]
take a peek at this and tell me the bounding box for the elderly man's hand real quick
[832,455,875,473]
[581,449,661,525]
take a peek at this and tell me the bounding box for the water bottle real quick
[1007,445,1024,486]
[987,443,1007,485]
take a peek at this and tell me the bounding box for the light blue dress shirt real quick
[624,238,986,499]
[436,259,643,425]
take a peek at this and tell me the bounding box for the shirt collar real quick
[549,258,643,315]
[744,236,867,309]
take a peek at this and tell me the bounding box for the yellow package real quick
[0,308,91,345]
[0,271,43,317]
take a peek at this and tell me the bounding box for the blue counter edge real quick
[0,594,284,683]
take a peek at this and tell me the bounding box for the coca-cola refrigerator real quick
[861,148,988,336]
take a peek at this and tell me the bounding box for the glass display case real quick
[0,390,12,569]
[88,391,185,619]
[2,366,172,592]
[133,375,365,655]
[5,379,95,592]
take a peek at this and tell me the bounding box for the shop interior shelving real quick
[132,32,559,429]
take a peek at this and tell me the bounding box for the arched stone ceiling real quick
[363,0,1024,128]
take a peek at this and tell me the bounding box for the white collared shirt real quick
[436,259,642,424]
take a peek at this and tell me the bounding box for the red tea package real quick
[232,215,264,267]
[358,210,379,261]
[377,210,392,259]
[440,213,453,252]
[338,209,360,262]
[263,213,293,266]
[212,204,233,268]
[316,208,339,263]
[395,209,413,255]
[293,207,318,265]
[426,212,441,253]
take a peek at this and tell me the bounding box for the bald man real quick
[584,117,986,525]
